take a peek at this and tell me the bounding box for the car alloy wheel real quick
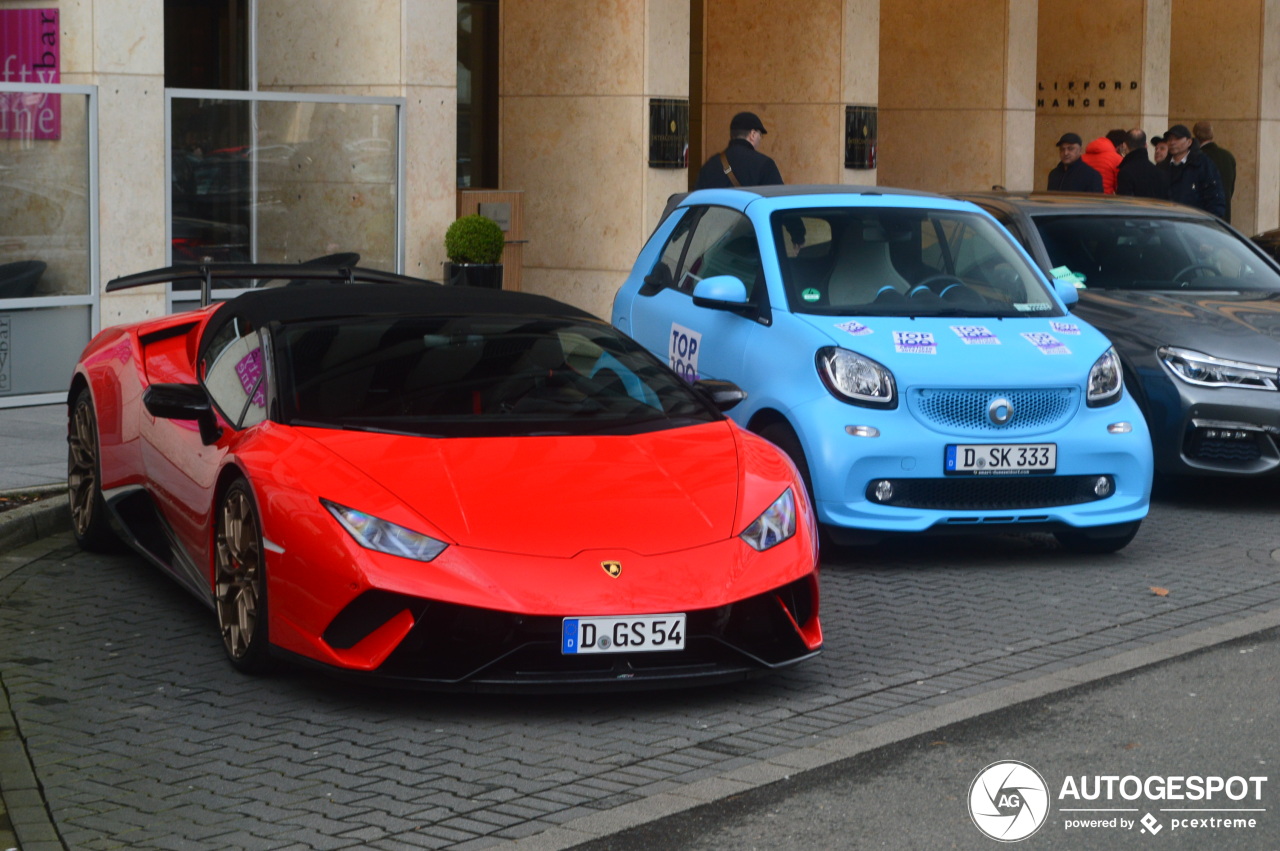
[214,478,273,672]
[67,388,118,552]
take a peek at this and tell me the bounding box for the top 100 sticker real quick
[835,320,873,336]
[1022,332,1071,355]
[893,331,936,354]
[951,325,1001,345]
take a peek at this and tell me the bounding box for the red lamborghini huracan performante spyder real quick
[67,266,821,689]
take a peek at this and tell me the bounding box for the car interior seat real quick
[827,223,911,306]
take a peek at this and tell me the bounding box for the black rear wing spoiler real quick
[106,264,437,307]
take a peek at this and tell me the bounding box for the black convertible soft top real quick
[109,264,600,365]
[220,281,596,328]
[110,264,592,322]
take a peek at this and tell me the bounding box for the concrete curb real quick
[510,607,1280,850]
[0,487,70,554]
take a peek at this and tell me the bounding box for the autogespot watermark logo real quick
[969,761,1051,842]
[967,764,1270,841]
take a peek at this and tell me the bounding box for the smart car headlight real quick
[740,489,797,552]
[322,499,448,562]
[1159,346,1279,390]
[816,347,896,408]
[1087,346,1123,407]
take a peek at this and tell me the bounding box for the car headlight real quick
[816,347,896,408]
[1159,346,1279,390]
[740,489,797,552]
[1087,346,1123,407]
[322,499,448,562]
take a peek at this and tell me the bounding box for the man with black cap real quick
[1116,128,1169,200]
[1047,132,1103,192]
[1159,124,1226,218]
[694,111,784,190]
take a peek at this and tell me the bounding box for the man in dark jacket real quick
[694,112,784,189]
[1116,129,1169,200]
[1159,124,1226,218]
[1193,121,1237,222]
[1047,133,1103,192]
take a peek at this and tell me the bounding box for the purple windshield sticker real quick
[1021,332,1071,355]
[835,320,873,336]
[1050,321,1081,335]
[234,348,266,407]
[893,331,936,354]
[950,325,1001,345]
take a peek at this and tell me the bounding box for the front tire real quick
[214,478,274,673]
[67,388,119,552]
[1053,520,1141,554]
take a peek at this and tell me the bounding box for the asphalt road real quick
[575,627,1279,850]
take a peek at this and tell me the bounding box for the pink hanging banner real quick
[1,8,61,140]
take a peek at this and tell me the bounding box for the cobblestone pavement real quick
[1,478,1279,850]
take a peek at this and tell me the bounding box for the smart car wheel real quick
[67,388,119,552]
[1053,520,1141,555]
[215,478,273,673]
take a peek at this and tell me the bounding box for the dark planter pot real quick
[444,262,503,289]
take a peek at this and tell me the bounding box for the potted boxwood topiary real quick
[444,214,505,288]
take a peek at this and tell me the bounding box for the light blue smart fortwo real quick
[612,186,1153,552]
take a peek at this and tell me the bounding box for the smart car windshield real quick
[771,207,1059,318]
[1033,215,1280,292]
[277,315,720,437]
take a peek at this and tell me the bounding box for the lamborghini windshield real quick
[277,315,720,437]
[771,207,1060,318]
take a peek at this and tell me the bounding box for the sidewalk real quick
[0,405,66,491]
[0,404,65,851]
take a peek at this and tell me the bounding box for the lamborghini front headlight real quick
[740,489,797,552]
[322,499,448,562]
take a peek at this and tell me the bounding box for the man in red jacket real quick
[1082,129,1126,194]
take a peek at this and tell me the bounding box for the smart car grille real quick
[869,475,1106,511]
[909,388,1077,436]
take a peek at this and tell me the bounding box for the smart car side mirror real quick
[144,383,223,445]
[692,378,747,412]
[1053,277,1080,306]
[692,275,756,317]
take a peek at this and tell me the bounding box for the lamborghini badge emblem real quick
[601,561,622,578]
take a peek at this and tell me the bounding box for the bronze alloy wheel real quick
[67,389,117,551]
[214,479,272,672]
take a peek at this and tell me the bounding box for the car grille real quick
[1187,434,1263,464]
[909,388,1078,436]
[867,475,1107,511]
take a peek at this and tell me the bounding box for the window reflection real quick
[0,92,91,298]
[169,97,400,291]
